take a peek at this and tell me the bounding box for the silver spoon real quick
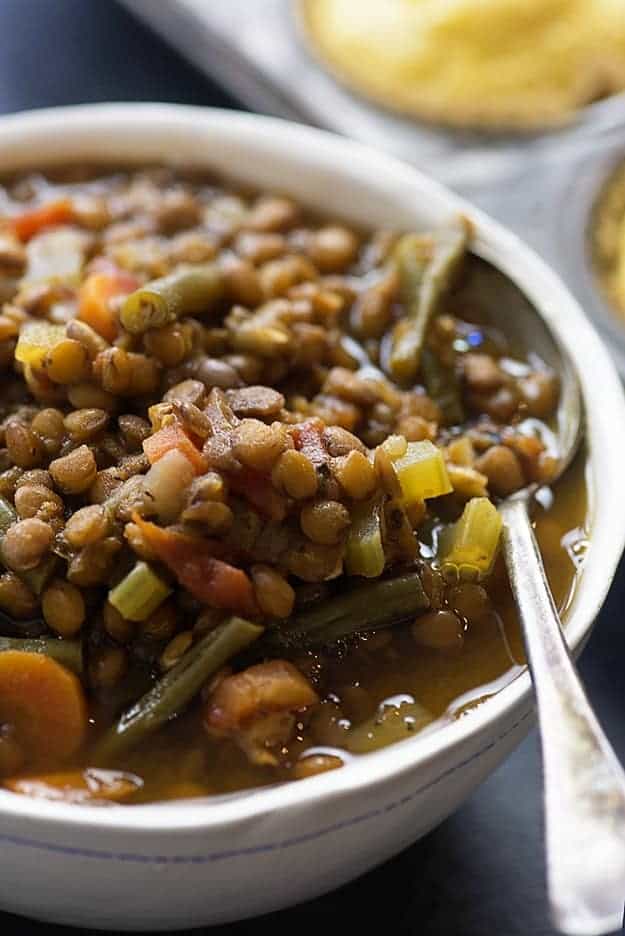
[491,265,625,936]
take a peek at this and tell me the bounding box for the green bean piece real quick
[0,636,83,674]
[120,263,224,334]
[389,221,468,383]
[0,496,16,535]
[94,616,263,762]
[420,346,465,425]
[268,571,429,650]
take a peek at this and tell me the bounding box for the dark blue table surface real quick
[1,3,624,934]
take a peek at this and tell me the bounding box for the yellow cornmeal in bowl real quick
[591,159,625,317]
[301,0,625,131]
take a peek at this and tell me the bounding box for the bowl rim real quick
[0,102,623,836]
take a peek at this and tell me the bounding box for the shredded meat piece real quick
[204,660,319,765]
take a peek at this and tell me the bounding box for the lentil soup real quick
[0,166,586,805]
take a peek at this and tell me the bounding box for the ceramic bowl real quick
[0,104,623,931]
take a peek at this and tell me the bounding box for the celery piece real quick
[439,497,503,582]
[15,320,66,369]
[0,496,16,536]
[108,561,172,622]
[393,440,452,503]
[345,496,385,578]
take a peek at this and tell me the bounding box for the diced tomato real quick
[227,469,287,522]
[7,198,74,242]
[291,419,329,468]
[131,514,257,616]
[143,422,207,475]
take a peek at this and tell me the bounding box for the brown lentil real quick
[232,419,288,473]
[411,610,464,651]
[43,339,90,384]
[164,379,205,407]
[118,414,151,451]
[300,499,350,545]
[144,323,189,367]
[475,445,525,497]
[64,408,109,442]
[14,483,63,519]
[519,371,560,418]
[66,319,109,358]
[307,226,359,273]
[221,254,263,306]
[90,646,128,689]
[50,445,97,494]
[67,537,122,587]
[292,754,344,780]
[15,469,54,489]
[103,601,135,644]
[0,571,38,619]
[1,518,54,572]
[140,601,178,642]
[251,564,295,618]
[246,195,299,232]
[333,450,376,500]
[95,347,133,394]
[272,449,318,500]
[322,425,367,457]
[225,385,285,419]
[5,422,44,470]
[41,579,86,637]
[67,382,118,412]
[448,583,491,624]
[63,504,109,548]
[181,499,233,534]
[30,408,66,456]
[463,353,505,392]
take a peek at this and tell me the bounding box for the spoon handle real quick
[500,496,625,936]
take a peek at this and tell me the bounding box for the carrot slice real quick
[131,514,226,560]
[132,514,258,616]
[4,768,142,804]
[228,469,287,522]
[143,423,207,476]
[78,269,139,342]
[0,652,88,765]
[8,198,74,242]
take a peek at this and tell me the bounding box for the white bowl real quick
[0,103,623,931]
